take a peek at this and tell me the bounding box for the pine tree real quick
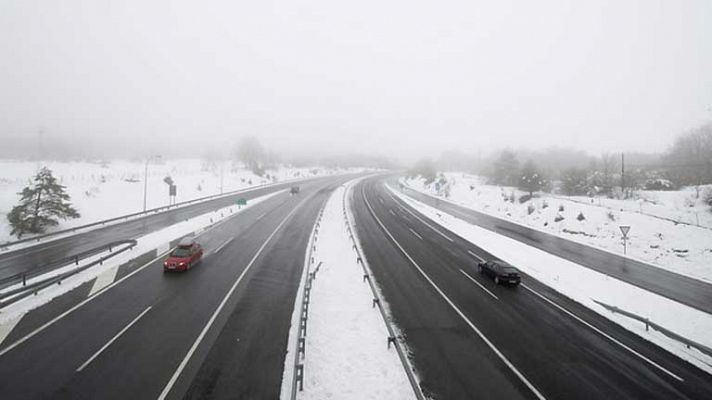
[519,160,545,198]
[7,167,80,238]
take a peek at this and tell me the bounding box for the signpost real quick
[237,198,247,208]
[619,225,631,255]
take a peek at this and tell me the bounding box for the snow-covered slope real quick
[0,159,352,243]
[404,173,712,283]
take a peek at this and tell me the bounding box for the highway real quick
[396,179,712,315]
[0,175,343,281]
[351,176,712,400]
[0,176,350,399]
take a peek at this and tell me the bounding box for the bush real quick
[519,194,533,203]
[527,204,535,215]
[606,211,616,221]
[704,187,712,209]
[558,204,565,212]
[554,213,564,222]
[577,212,586,221]
[644,178,677,191]
[542,200,549,209]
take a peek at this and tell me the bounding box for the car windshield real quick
[170,247,191,257]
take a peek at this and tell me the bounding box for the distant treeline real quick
[411,122,712,201]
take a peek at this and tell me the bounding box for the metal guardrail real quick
[342,181,425,400]
[0,239,137,309]
[594,300,712,359]
[290,201,327,398]
[0,175,323,249]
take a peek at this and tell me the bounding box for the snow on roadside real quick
[0,159,358,244]
[404,174,712,283]
[0,190,283,328]
[292,184,413,400]
[389,184,712,374]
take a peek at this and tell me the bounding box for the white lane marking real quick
[521,284,684,382]
[467,250,485,262]
[363,189,546,400]
[0,315,22,347]
[213,238,234,254]
[408,228,423,241]
[256,212,266,221]
[0,200,244,358]
[385,189,454,243]
[460,269,499,300]
[76,306,152,372]
[157,196,310,400]
[88,266,119,297]
[389,209,396,216]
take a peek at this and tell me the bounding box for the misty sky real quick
[1,0,711,160]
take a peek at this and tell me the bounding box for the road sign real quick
[169,185,177,196]
[619,225,630,238]
[237,198,247,206]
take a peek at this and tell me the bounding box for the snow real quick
[0,190,282,328]
[283,182,413,400]
[390,184,712,374]
[404,173,712,283]
[0,159,356,244]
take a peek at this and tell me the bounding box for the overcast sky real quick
[1,0,710,161]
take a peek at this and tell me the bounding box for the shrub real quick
[554,213,564,222]
[606,211,615,221]
[527,204,535,215]
[558,204,565,212]
[577,212,586,221]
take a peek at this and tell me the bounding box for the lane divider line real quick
[385,189,454,243]
[157,195,311,400]
[521,284,684,382]
[459,269,499,300]
[467,250,485,262]
[0,194,270,358]
[409,228,423,241]
[76,306,152,372]
[213,238,234,255]
[363,186,547,400]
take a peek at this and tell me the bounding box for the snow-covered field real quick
[404,173,712,283]
[390,185,712,375]
[286,183,412,400]
[0,189,282,343]
[0,159,352,244]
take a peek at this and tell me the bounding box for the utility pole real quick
[621,153,625,199]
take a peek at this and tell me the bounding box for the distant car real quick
[164,236,203,272]
[290,186,300,195]
[478,260,521,286]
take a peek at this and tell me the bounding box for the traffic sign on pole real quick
[619,225,630,238]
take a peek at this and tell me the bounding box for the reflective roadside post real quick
[619,225,631,255]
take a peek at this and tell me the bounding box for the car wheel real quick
[494,276,500,285]
[187,262,191,270]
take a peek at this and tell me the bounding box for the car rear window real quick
[170,247,191,257]
[502,267,518,274]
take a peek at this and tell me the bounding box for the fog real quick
[1,0,711,162]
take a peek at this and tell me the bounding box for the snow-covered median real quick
[390,184,712,375]
[0,190,283,329]
[283,183,413,400]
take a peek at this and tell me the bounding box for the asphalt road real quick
[351,176,712,400]
[0,175,350,400]
[396,179,712,315]
[0,175,344,281]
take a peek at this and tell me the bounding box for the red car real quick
[164,236,203,272]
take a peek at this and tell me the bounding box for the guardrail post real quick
[387,336,396,349]
[356,257,362,265]
[22,273,26,286]
[75,256,79,265]
[298,337,306,357]
[372,298,379,308]
[363,273,369,282]
[296,364,304,391]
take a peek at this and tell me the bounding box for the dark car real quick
[290,186,300,195]
[164,236,203,272]
[478,259,521,286]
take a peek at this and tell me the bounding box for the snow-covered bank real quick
[390,184,712,374]
[0,190,282,332]
[283,183,413,400]
[0,159,356,243]
[404,173,712,283]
